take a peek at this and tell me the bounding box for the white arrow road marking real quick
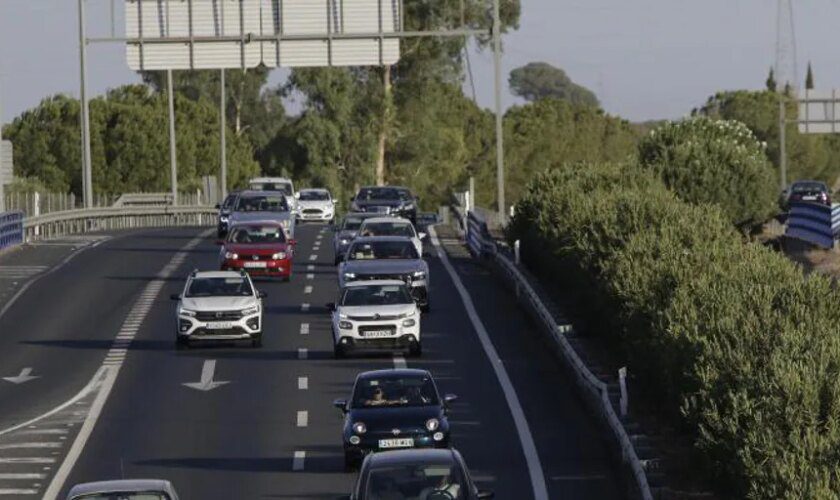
[182,360,229,392]
[3,368,39,385]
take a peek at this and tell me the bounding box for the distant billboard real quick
[125,0,400,70]
[798,89,840,134]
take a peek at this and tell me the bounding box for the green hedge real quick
[509,162,840,499]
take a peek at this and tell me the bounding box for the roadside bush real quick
[510,162,840,498]
[638,117,777,230]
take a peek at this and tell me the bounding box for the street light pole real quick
[78,0,93,208]
[220,69,227,199]
[492,0,505,223]
[167,69,178,205]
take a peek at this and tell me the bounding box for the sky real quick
[2,0,840,125]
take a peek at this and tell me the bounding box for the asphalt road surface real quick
[0,224,623,499]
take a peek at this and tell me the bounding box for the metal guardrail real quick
[449,203,654,500]
[785,201,840,249]
[23,205,217,242]
[0,211,24,251]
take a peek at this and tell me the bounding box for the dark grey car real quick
[333,212,383,265]
[339,236,430,311]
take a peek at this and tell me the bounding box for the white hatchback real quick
[328,280,421,358]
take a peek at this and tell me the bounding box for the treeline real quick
[509,117,840,498]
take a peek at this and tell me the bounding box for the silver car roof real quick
[67,479,175,498]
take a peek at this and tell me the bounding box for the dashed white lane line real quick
[304,285,313,294]
[298,377,309,390]
[0,489,39,495]
[393,356,407,369]
[307,265,315,271]
[309,255,317,261]
[296,411,309,428]
[298,348,308,360]
[0,473,45,480]
[18,429,68,436]
[0,458,55,464]
[301,303,310,312]
[292,451,306,471]
[429,225,549,500]
[0,443,61,450]
[306,273,314,280]
[300,323,310,335]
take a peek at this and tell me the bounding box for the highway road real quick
[0,224,623,499]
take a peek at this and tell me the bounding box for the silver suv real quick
[171,270,267,348]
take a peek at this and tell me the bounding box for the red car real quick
[220,222,295,280]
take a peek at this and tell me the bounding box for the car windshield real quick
[342,216,370,231]
[250,182,292,196]
[352,375,439,408]
[348,241,419,260]
[228,225,286,244]
[365,464,465,500]
[792,182,826,193]
[360,222,415,238]
[396,189,413,201]
[234,195,289,212]
[221,193,238,210]
[73,494,169,500]
[186,277,253,297]
[341,284,413,306]
[357,188,401,201]
[299,191,330,201]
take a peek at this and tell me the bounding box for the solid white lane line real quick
[307,265,315,271]
[298,348,308,360]
[429,225,549,500]
[298,377,309,390]
[393,356,407,369]
[306,273,314,280]
[300,323,310,335]
[296,411,308,427]
[292,451,306,471]
[301,303,310,312]
[304,285,313,294]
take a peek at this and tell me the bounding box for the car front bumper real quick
[222,258,292,277]
[334,317,420,352]
[343,431,449,461]
[177,312,262,341]
[297,209,334,221]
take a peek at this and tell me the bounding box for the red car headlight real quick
[271,252,287,260]
[224,251,239,259]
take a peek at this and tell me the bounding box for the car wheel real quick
[251,334,263,348]
[409,342,422,358]
[176,338,190,350]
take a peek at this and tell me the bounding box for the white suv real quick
[171,270,266,348]
[328,280,421,358]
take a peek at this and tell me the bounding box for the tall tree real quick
[509,62,599,107]
[805,62,815,90]
[766,67,777,92]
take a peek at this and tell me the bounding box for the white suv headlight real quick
[241,305,260,316]
[179,308,197,317]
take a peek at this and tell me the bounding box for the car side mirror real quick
[333,399,347,411]
[444,394,458,405]
[258,291,268,299]
[326,302,336,312]
[418,232,427,240]
[288,239,297,246]
[170,294,181,301]
[476,491,494,499]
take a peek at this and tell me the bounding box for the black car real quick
[333,369,456,469]
[350,186,419,224]
[782,180,831,210]
[216,191,240,238]
[346,449,493,500]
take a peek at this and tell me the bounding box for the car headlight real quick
[412,271,426,279]
[339,320,353,330]
[402,318,416,327]
[425,418,440,432]
[339,238,350,245]
[402,203,415,210]
[352,422,367,435]
[219,215,229,223]
[224,251,239,260]
[271,252,286,260]
[343,272,356,281]
[241,305,260,316]
[282,220,290,228]
[179,308,197,317]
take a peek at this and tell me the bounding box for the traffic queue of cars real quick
[66,182,492,500]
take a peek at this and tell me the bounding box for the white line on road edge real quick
[300,323,310,335]
[40,230,210,500]
[428,225,549,500]
[393,356,407,369]
[298,377,309,390]
[296,411,309,427]
[292,451,306,471]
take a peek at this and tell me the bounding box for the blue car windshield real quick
[352,375,439,408]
